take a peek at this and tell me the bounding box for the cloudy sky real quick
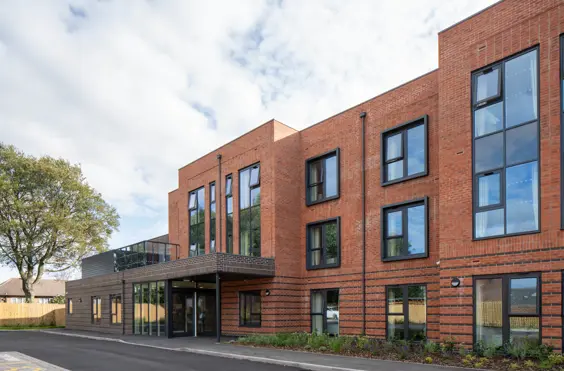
[0,0,497,281]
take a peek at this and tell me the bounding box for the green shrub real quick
[509,363,520,369]
[474,362,484,368]
[523,360,535,368]
[424,357,433,364]
[319,346,327,352]
[424,341,441,354]
[442,336,456,354]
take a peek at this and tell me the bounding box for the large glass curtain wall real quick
[134,281,166,336]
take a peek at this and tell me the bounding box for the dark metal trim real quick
[381,197,429,262]
[384,283,428,340]
[561,35,564,230]
[360,111,367,336]
[189,186,205,257]
[216,273,221,342]
[209,181,217,253]
[381,115,429,187]
[305,148,341,206]
[225,174,233,254]
[217,154,222,253]
[309,288,339,334]
[239,290,262,327]
[305,217,341,270]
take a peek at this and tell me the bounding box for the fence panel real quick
[0,303,65,326]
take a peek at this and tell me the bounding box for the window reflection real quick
[506,162,538,234]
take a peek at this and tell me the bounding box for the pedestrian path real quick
[0,351,68,371]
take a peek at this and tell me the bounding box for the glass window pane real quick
[476,68,500,102]
[407,205,425,255]
[226,177,232,196]
[510,317,539,345]
[387,210,402,237]
[408,286,426,341]
[505,50,538,128]
[226,196,233,214]
[134,284,141,334]
[475,278,503,347]
[150,282,157,336]
[240,169,250,209]
[388,287,403,314]
[197,188,205,212]
[475,208,504,238]
[311,249,321,266]
[474,132,503,173]
[250,166,260,186]
[478,173,501,207]
[475,102,503,137]
[325,155,338,198]
[407,125,425,176]
[251,187,260,206]
[506,122,538,166]
[189,192,197,209]
[309,160,322,185]
[506,162,539,234]
[387,160,404,181]
[309,185,323,202]
[510,277,538,315]
[386,238,403,257]
[325,222,338,265]
[310,226,322,249]
[326,290,339,336]
[251,207,260,257]
[312,315,323,334]
[387,315,405,340]
[386,133,402,160]
[311,292,323,313]
[158,281,166,337]
[210,184,215,202]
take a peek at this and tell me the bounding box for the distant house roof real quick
[0,278,66,297]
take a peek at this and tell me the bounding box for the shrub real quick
[424,341,441,354]
[424,357,433,364]
[474,362,484,368]
[318,346,327,352]
[510,363,520,369]
[442,336,456,354]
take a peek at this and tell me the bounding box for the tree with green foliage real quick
[0,144,119,302]
[49,294,66,304]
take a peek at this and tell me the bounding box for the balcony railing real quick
[113,240,180,272]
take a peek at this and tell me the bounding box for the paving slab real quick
[0,351,68,371]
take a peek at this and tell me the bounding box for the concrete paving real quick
[0,351,68,371]
[39,328,472,371]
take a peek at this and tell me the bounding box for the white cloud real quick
[0,0,497,280]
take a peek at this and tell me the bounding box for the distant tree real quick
[0,144,119,302]
[49,295,65,304]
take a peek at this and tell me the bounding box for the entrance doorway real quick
[171,287,216,337]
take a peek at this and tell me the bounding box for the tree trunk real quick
[21,279,34,303]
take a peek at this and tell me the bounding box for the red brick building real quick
[66,0,564,350]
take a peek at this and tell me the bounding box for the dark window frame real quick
[239,163,261,257]
[226,174,234,254]
[189,186,205,256]
[210,181,216,253]
[305,148,340,206]
[306,217,341,270]
[310,288,339,335]
[561,35,564,230]
[91,296,101,325]
[472,272,541,347]
[67,298,73,315]
[381,115,428,186]
[471,46,541,240]
[385,284,427,341]
[110,294,122,325]
[381,197,429,262]
[239,291,261,327]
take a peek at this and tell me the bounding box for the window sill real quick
[381,171,428,187]
[472,229,540,241]
[306,263,341,271]
[306,195,340,207]
[382,253,428,262]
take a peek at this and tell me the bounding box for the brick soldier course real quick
[67,0,564,350]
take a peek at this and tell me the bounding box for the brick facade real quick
[66,0,564,349]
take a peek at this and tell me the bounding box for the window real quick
[561,36,564,229]
[110,294,122,324]
[239,291,261,327]
[91,296,101,324]
[67,298,73,315]
[472,48,539,239]
[474,273,540,347]
[226,175,233,254]
[239,164,260,257]
[306,217,340,270]
[37,298,49,304]
[381,198,428,261]
[189,187,205,256]
[10,297,24,304]
[134,281,166,336]
[311,289,339,335]
[381,116,428,185]
[210,182,216,253]
[306,149,340,205]
[386,285,427,341]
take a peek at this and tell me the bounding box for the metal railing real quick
[113,240,180,272]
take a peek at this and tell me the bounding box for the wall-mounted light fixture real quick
[451,277,461,288]
[265,290,271,296]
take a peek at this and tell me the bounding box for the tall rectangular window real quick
[386,285,426,341]
[134,281,166,336]
[306,217,340,270]
[306,149,340,205]
[91,296,101,324]
[239,164,260,256]
[561,36,564,229]
[209,182,216,253]
[381,198,428,261]
[110,294,122,324]
[475,273,540,347]
[311,289,339,335]
[226,175,233,254]
[472,48,539,239]
[189,187,205,256]
[381,116,428,185]
[67,298,73,315]
[239,291,261,327]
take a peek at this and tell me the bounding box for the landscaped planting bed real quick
[236,333,564,370]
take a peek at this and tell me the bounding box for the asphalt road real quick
[0,331,302,371]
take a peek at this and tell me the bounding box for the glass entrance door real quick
[172,292,194,336]
[197,292,216,336]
